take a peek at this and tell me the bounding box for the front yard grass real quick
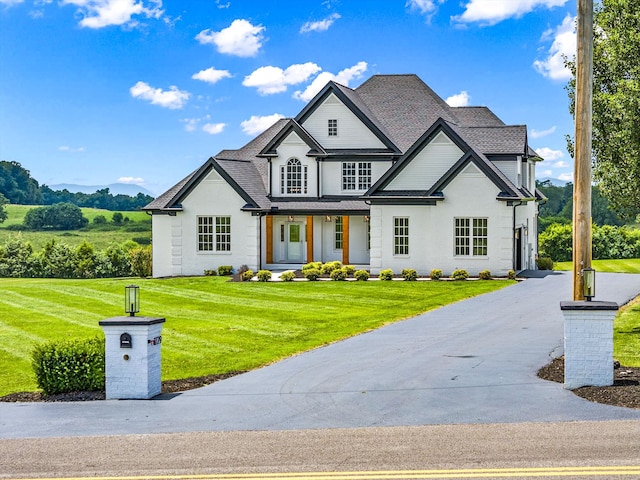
[553,258,640,273]
[0,276,512,396]
[614,296,640,367]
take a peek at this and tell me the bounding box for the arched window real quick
[280,158,307,194]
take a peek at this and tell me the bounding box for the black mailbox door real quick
[120,333,132,348]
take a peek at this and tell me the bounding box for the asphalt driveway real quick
[2,271,639,438]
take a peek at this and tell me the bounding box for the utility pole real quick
[573,0,593,300]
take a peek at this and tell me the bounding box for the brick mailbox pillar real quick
[99,316,166,399]
[560,301,618,390]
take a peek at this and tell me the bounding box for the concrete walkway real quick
[1,272,639,439]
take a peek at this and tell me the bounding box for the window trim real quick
[197,216,214,252]
[341,161,372,191]
[335,216,343,250]
[281,158,308,195]
[328,118,338,137]
[393,216,409,256]
[454,217,487,257]
[215,216,231,252]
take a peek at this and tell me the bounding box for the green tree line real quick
[0,161,154,211]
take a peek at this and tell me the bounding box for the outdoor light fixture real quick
[582,267,595,301]
[364,215,370,222]
[325,215,331,222]
[288,215,294,221]
[125,285,140,316]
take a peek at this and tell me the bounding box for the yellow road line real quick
[8,466,640,480]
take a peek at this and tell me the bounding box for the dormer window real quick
[328,119,338,136]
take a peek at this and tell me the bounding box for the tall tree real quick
[566,0,640,220]
[0,161,43,205]
[0,193,8,224]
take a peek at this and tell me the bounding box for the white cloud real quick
[293,61,368,102]
[181,117,201,132]
[58,145,85,153]
[0,0,24,5]
[192,67,232,84]
[535,146,564,161]
[540,169,553,177]
[196,19,265,57]
[558,172,573,182]
[118,176,145,184]
[130,81,190,109]
[553,160,568,168]
[406,0,444,16]
[202,122,226,135]
[240,113,285,136]
[529,126,556,139]
[243,63,322,95]
[454,0,568,25]
[533,14,576,80]
[445,91,471,107]
[60,0,164,29]
[300,13,341,33]
[215,0,229,8]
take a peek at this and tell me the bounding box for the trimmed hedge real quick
[32,337,105,395]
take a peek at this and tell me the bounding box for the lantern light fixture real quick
[582,267,595,301]
[125,285,140,316]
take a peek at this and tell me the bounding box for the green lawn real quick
[0,205,150,250]
[615,296,640,367]
[553,258,640,273]
[0,277,513,396]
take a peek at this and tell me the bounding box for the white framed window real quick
[455,218,487,256]
[216,216,231,252]
[197,216,214,251]
[328,119,338,136]
[335,216,343,250]
[280,158,308,194]
[394,217,409,255]
[342,162,372,191]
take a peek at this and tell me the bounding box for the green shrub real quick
[537,256,554,270]
[302,261,322,273]
[131,236,151,245]
[344,265,356,275]
[128,246,152,277]
[218,265,233,276]
[280,271,295,282]
[256,270,272,282]
[451,269,469,280]
[321,261,343,274]
[379,269,394,280]
[241,270,254,281]
[401,268,418,281]
[354,269,369,281]
[303,268,321,281]
[204,269,217,276]
[479,269,492,280]
[430,269,442,280]
[32,337,105,395]
[330,268,348,281]
[92,215,107,225]
[507,270,517,280]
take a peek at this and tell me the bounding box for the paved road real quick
[1,272,639,439]
[1,421,639,479]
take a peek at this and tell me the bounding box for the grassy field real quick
[0,277,513,396]
[615,296,640,367]
[553,258,640,273]
[0,205,151,250]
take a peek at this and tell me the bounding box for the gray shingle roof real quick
[456,125,528,155]
[452,106,506,126]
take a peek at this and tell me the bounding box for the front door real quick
[286,222,304,262]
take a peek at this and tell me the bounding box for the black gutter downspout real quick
[512,201,524,272]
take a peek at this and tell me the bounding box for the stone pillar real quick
[560,301,618,390]
[99,316,166,400]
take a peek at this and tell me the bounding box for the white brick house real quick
[144,74,544,277]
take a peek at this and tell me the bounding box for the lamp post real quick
[582,267,595,301]
[125,285,140,317]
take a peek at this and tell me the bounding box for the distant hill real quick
[537,177,569,187]
[48,183,155,197]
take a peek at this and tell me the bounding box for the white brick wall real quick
[100,317,165,400]
[562,302,618,389]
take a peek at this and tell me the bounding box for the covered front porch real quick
[263,213,371,269]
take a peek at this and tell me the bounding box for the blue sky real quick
[0,0,578,196]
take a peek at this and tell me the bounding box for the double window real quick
[280,158,308,195]
[394,217,409,255]
[198,216,231,252]
[342,162,372,191]
[455,218,487,256]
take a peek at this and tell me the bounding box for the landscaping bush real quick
[430,269,442,280]
[280,271,295,282]
[256,270,272,282]
[218,265,233,276]
[303,268,321,281]
[330,267,348,281]
[204,269,217,276]
[379,269,394,280]
[31,337,105,395]
[321,261,342,274]
[302,261,322,273]
[344,265,356,275]
[241,270,254,281]
[451,269,469,280]
[478,269,492,280]
[537,256,554,270]
[128,246,152,277]
[507,270,517,280]
[401,268,418,281]
[354,269,369,281]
